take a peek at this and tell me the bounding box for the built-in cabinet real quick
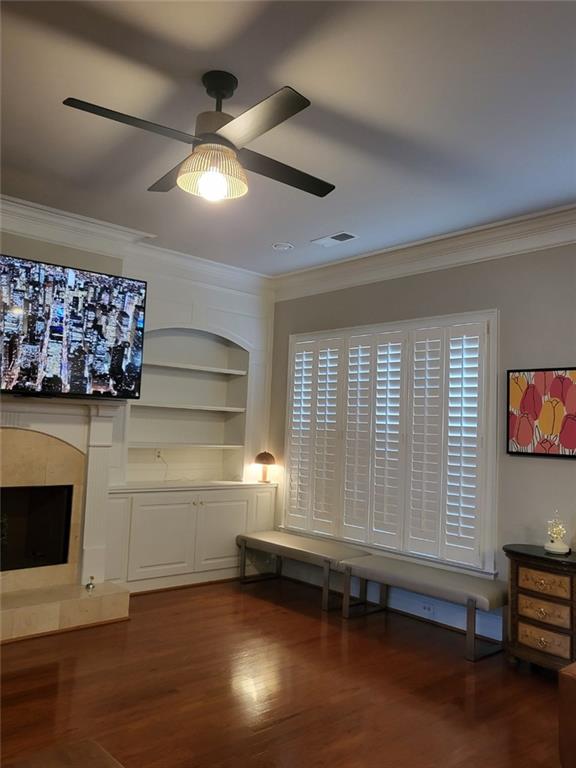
[106,484,276,590]
[128,492,198,581]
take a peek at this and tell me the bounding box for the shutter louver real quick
[343,336,373,541]
[371,332,405,548]
[443,324,484,567]
[406,331,444,557]
[311,341,343,535]
[285,341,315,529]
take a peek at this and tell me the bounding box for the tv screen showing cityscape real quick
[1,255,147,399]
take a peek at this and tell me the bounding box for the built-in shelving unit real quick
[127,328,249,483]
[128,442,244,449]
[143,361,248,376]
[132,403,246,413]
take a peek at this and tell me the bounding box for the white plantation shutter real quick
[406,330,445,557]
[285,341,315,529]
[285,313,494,573]
[442,324,485,567]
[342,336,373,541]
[310,340,344,535]
[371,332,405,548]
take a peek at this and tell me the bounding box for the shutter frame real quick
[283,311,496,574]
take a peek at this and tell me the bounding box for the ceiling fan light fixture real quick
[177,143,248,202]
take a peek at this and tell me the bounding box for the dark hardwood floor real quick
[1,580,561,768]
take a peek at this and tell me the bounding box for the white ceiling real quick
[1,1,575,276]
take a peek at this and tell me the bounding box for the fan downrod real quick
[202,71,238,111]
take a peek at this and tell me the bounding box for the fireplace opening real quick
[1,485,73,571]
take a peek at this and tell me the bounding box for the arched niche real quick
[143,327,249,371]
[127,327,249,482]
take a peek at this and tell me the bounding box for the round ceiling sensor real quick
[272,242,294,251]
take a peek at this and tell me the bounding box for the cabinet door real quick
[248,488,276,532]
[105,495,132,581]
[128,493,197,581]
[195,489,250,572]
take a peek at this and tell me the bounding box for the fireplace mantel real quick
[1,396,125,583]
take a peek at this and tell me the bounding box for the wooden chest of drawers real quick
[504,544,576,670]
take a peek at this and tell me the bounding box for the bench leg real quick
[321,560,330,612]
[466,598,504,662]
[379,583,388,610]
[239,539,247,582]
[466,598,477,661]
[342,567,352,619]
[359,577,367,607]
[501,607,508,646]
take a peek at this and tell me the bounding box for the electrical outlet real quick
[155,449,162,461]
[420,601,436,619]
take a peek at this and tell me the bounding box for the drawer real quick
[517,594,571,630]
[517,622,571,660]
[518,567,571,599]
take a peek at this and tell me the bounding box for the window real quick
[284,311,497,573]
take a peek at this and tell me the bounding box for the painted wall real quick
[1,226,275,485]
[1,231,122,275]
[271,246,576,577]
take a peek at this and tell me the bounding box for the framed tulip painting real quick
[507,368,576,458]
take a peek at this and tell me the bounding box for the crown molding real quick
[0,195,270,296]
[272,204,576,302]
[121,241,271,297]
[0,195,154,257]
[3,195,574,303]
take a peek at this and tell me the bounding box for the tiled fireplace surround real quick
[0,398,129,641]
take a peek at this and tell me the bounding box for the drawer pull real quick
[537,637,550,650]
[537,607,549,619]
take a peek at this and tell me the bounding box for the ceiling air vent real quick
[311,232,358,248]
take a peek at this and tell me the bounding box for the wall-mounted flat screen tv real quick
[1,254,146,399]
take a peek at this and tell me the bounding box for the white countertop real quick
[109,480,277,493]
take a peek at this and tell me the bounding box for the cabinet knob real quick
[537,637,550,649]
[536,578,549,590]
[537,607,548,619]
[192,501,197,506]
[199,500,205,506]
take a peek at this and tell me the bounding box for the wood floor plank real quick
[1,580,561,768]
[3,740,124,768]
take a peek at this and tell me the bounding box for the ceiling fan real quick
[63,70,335,202]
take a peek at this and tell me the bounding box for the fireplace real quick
[1,485,73,571]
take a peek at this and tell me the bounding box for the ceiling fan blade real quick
[63,98,199,146]
[147,160,185,192]
[216,87,310,149]
[238,148,334,198]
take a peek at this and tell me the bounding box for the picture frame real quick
[507,367,576,458]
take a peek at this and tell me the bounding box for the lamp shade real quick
[177,143,248,201]
[254,451,276,466]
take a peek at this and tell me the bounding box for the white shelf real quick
[131,403,246,413]
[143,361,247,376]
[128,442,244,450]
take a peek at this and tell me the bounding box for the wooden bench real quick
[236,530,363,610]
[339,554,508,661]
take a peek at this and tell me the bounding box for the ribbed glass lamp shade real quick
[177,143,248,201]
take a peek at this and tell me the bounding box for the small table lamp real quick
[254,451,276,483]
